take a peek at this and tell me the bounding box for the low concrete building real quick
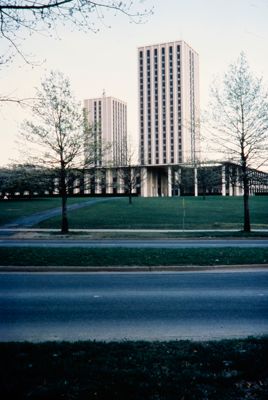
[75,162,268,197]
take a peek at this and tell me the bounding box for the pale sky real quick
[0,0,268,166]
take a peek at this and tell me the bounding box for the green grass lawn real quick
[0,197,90,226]
[0,196,267,230]
[36,196,268,230]
[1,247,268,267]
[1,338,267,399]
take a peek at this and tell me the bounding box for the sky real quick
[0,0,268,166]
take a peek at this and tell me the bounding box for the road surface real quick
[0,270,267,341]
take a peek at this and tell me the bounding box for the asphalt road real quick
[0,270,267,341]
[0,238,268,248]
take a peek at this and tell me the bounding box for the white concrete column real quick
[117,168,125,194]
[84,172,90,194]
[194,167,198,197]
[174,169,181,196]
[106,169,113,194]
[228,169,233,196]
[53,177,59,195]
[168,167,172,197]
[73,178,80,194]
[141,167,148,197]
[131,169,137,194]
[95,171,102,194]
[234,167,242,195]
[221,165,226,196]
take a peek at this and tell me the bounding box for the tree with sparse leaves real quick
[197,165,221,199]
[209,53,268,232]
[21,70,97,233]
[115,142,143,204]
[0,1,152,64]
[0,1,152,106]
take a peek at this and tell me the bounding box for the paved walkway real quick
[1,238,268,248]
[0,265,267,273]
[1,228,268,233]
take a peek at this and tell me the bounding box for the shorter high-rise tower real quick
[84,94,127,166]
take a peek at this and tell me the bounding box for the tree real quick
[21,70,95,233]
[198,165,221,198]
[0,2,152,110]
[209,53,268,232]
[115,142,143,204]
[116,163,141,204]
[0,1,152,64]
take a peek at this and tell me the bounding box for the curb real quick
[0,264,268,272]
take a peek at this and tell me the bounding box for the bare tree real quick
[170,165,192,197]
[0,1,152,111]
[209,53,268,232]
[0,1,152,64]
[21,70,96,233]
[115,142,143,204]
[197,164,221,199]
[117,164,141,204]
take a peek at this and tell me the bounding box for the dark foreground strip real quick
[0,338,267,399]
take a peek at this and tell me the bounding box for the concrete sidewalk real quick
[1,228,268,241]
[1,228,268,233]
[1,264,268,273]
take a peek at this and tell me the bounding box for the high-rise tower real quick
[138,40,200,166]
[84,95,127,166]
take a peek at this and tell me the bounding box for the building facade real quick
[84,95,127,167]
[138,40,200,166]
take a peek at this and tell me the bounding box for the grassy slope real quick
[36,196,268,229]
[0,197,90,226]
[1,338,267,399]
[0,196,267,229]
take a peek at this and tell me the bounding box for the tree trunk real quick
[243,186,251,232]
[60,166,69,234]
[242,165,251,232]
[128,167,132,205]
[61,193,69,234]
[128,190,132,204]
